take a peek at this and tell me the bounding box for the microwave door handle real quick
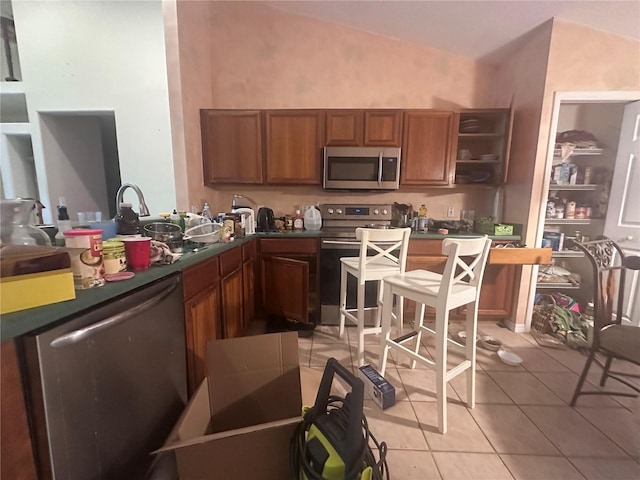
[378,151,383,186]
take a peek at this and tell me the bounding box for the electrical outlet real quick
[447,206,455,218]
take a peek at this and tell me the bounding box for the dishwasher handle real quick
[50,277,181,348]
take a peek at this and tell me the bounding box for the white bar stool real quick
[378,236,492,433]
[339,227,411,366]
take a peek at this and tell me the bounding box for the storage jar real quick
[102,239,127,274]
[64,228,105,289]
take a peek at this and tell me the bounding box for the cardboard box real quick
[358,364,396,410]
[157,332,303,480]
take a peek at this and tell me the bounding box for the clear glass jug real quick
[0,199,52,246]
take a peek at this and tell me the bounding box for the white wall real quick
[12,0,175,223]
[40,114,110,221]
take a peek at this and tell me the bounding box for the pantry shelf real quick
[553,148,604,157]
[544,219,592,225]
[536,282,581,290]
[548,184,598,191]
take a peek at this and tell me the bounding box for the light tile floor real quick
[269,321,640,480]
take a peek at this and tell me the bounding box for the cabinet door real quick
[184,284,220,395]
[243,258,255,330]
[242,241,256,330]
[264,110,325,184]
[260,256,309,322]
[364,110,402,146]
[200,110,264,184]
[326,110,363,146]
[401,110,455,185]
[1,340,38,480]
[468,264,516,318]
[221,267,244,338]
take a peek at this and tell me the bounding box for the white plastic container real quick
[304,205,322,231]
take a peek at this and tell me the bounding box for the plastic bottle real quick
[418,204,428,218]
[293,210,304,230]
[170,209,184,231]
[55,197,72,246]
[115,203,139,235]
[201,203,213,222]
[303,205,322,231]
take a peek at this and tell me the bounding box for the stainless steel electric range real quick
[319,204,393,325]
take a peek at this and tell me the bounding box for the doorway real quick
[527,91,640,329]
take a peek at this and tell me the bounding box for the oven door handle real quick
[321,239,361,247]
[378,151,383,186]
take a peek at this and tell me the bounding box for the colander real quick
[183,222,222,244]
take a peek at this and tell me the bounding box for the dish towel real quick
[150,240,182,265]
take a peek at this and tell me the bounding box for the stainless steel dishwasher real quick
[23,274,187,480]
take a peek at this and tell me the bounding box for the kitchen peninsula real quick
[2,227,551,478]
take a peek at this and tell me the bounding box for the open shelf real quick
[544,219,593,225]
[537,282,581,290]
[553,148,604,157]
[548,184,598,191]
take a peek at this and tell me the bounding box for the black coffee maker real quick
[392,202,412,227]
[257,207,275,232]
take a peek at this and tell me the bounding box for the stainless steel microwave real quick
[323,146,401,190]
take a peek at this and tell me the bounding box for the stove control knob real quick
[382,209,388,215]
[336,209,343,215]
[373,209,379,215]
[327,208,334,215]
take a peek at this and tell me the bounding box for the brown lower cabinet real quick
[242,241,256,330]
[182,243,257,395]
[183,255,221,395]
[219,246,244,339]
[405,239,517,319]
[1,339,38,480]
[257,237,320,323]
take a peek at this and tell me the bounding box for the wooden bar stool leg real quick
[411,303,425,370]
[374,280,383,328]
[338,264,347,338]
[397,295,404,335]
[357,281,366,366]
[379,282,394,375]
[435,307,449,434]
[465,301,478,408]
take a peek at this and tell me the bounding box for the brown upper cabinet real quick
[200,110,264,185]
[325,110,402,146]
[454,108,513,186]
[264,110,325,185]
[401,110,456,186]
[200,108,512,188]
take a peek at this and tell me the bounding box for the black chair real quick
[570,237,640,406]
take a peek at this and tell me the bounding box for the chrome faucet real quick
[116,183,150,216]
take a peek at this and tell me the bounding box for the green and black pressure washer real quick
[290,358,389,480]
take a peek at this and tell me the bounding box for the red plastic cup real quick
[122,237,151,271]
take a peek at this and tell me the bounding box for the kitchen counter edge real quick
[1,230,519,340]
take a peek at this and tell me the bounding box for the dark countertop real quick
[1,229,520,341]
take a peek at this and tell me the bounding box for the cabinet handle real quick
[50,277,180,348]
